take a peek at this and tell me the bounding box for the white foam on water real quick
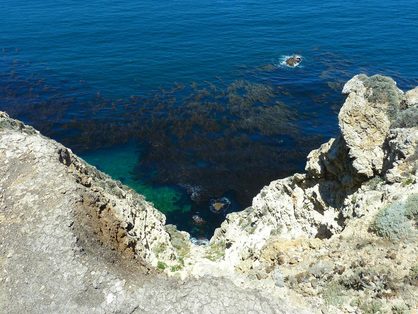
[272,54,303,68]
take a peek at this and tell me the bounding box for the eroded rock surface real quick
[0,111,306,313]
[206,75,418,312]
[211,74,418,269]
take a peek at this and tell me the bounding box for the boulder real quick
[285,55,302,67]
[405,86,418,107]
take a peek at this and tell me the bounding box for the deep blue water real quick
[1,0,417,238]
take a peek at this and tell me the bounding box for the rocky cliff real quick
[0,112,306,313]
[208,74,418,312]
[211,74,417,254]
[1,74,417,313]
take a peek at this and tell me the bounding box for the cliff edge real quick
[0,74,417,313]
[0,113,305,313]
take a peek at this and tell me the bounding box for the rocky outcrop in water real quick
[285,55,302,67]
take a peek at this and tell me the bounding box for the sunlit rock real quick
[285,55,302,67]
[211,74,418,270]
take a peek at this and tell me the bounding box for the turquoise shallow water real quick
[1,0,418,237]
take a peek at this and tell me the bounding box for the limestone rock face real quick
[212,75,418,270]
[306,74,405,183]
[405,86,418,107]
[339,75,404,178]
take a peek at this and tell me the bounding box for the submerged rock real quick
[209,197,231,214]
[192,214,207,225]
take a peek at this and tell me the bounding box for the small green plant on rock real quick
[358,74,403,122]
[171,264,182,272]
[342,265,390,293]
[402,178,414,187]
[165,224,191,263]
[392,304,410,314]
[409,265,418,281]
[392,106,418,128]
[177,254,185,267]
[405,194,418,226]
[359,74,418,128]
[350,298,383,314]
[152,242,167,258]
[157,261,167,270]
[369,199,416,243]
[350,298,361,307]
[322,282,345,307]
[360,300,383,314]
[269,224,283,236]
[203,242,225,261]
[368,176,384,190]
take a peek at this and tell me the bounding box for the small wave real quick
[190,237,209,246]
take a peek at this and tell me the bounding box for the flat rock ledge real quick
[1,74,417,313]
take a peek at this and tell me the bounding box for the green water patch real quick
[80,143,191,216]
[79,143,221,237]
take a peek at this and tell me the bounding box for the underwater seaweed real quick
[1,50,416,237]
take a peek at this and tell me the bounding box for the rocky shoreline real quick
[1,74,417,313]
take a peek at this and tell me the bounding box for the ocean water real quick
[1,0,417,238]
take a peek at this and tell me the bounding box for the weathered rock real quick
[405,86,418,107]
[0,111,177,267]
[0,111,310,313]
[340,75,403,178]
[306,74,407,183]
[285,55,302,67]
[1,73,417,313]
[211,74,418,273]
